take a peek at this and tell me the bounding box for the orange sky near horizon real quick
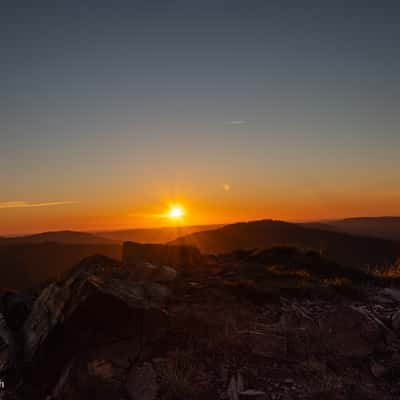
[2,2,400,236]
[1,186,400,235]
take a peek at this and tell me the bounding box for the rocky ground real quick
[0,247,400,399]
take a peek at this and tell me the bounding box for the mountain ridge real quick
[170,219,400,269]
[0,230,115,245]
[96,224,222,244]
[305,216,400,240]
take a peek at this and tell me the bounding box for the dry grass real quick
[322,277,352,287]
[373,262,400,278]
[267,265,312,279]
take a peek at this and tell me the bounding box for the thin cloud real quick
[0,201,77,210]
[224,120,247,125]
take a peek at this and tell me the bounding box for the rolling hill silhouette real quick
[0,230,115,245]
[171,219,400,269]
[3,219,400,290]
[0,243,121,289]
[0,227,217,290]
[96,225,221,244]
[322,217,400,241]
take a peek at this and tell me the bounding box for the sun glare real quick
[167,205,185,219]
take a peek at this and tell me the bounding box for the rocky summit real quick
[123,242,205,268]
[0,248,400,399]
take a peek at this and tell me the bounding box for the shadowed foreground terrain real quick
[1,244,400,399]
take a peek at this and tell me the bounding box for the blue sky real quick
[1,1,400,233]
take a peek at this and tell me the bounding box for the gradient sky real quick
[1,1,400,234]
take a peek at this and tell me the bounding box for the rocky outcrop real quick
[382,288,400,302]
[126,262,177,283]
[239,390,267,400]
[227,373,266,400]
[240,329,287,360]
[0,314,15,371]
[2,251,400,399]
[23,260,169,362]
[123,241,205,268]
[1,256,169,399]
[319,305,383,358]
[126,362,158,400]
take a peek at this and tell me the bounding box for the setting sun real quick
[167,205,185,219]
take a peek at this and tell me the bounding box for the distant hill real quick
[0,243,122,289]
[171,219,400,269]
[96,225,221,244]
[322,217,400,241]
[0,230,115,245]
[301,222,341,232]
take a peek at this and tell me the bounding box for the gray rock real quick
[0,313,15,371]
[227,372,248,400]
[370,360,386,378]
[126,262,177,282]
[392,309,400,333]
[239,390,267,400]
[156,265,177,282]
[46,359,75,399]
[128,262,158,280]
[126,362,158,400]
[228,376,239,400]
[241,330,287,360]
[237,372,244,393]
[382,288,400,302]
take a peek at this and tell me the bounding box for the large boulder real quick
[381,288,400,302]
[123,242,205,268]
[19,255,169,399]
[23,272,169,361]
